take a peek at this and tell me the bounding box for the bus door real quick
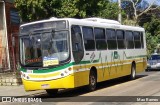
[71,25,85,87]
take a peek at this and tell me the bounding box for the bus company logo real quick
[2,97,12,102]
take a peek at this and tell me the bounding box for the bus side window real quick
[116,30,125,49]
[82,26,95,51]
[106,29,117,50]
[134,31,141,49]
[94,28,107,50]
[125,31,134,49]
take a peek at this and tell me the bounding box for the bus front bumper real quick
[22,74,75,91]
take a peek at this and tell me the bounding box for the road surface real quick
[2,70,160,105]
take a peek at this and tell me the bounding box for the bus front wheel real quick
[88,70,97,91]
[46,89,58,96]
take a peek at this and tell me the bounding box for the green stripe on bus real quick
[20,60,92,73]
[20,54,147,73]
[33,63,73,73]
[20,63,73,73]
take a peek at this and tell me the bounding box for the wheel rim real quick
[90,75,96,86]
[132,67,136,78]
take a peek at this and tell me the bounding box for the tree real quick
[15,0,61,22]
[15,0,119,22]
[55,0,79,18]
[143,16,160,55]
[138,6,160,26]
[144,16,160,36]
[97,1,120,20]
[122,0,160,25]
[146,32,160,56]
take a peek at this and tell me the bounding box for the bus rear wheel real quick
[88,70,97,91]
[130,64,136,80]
[46,89,58,96]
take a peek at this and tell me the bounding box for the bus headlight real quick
[27,76,30,79]
[61,73,64,76]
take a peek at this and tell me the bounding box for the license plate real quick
[41,84,50,89]
[151,65,156,68]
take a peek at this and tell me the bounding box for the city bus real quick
[19,17,147,95]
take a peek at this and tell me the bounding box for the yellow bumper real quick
[22,74,75,91]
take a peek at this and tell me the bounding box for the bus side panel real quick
[97,67,105,82]
[136,58,147,73]
[73,65,89,87]
[118,62,131,77]
[95,63,106,82]
[124,63,132,76]
[103,64,111,81]
[107,66,117,80]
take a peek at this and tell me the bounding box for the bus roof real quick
[20,17,145,32]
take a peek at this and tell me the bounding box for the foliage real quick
[15,0,119,22]
[122,0,160,26]
[143,16,160,56]
[143,16,160,36]
[146,32,159,56]
[97,2,120,20]
[55,0,79,18]
[15,0,46,22]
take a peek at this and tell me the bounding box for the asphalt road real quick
[32,70,160,105]
[2,70,160,105]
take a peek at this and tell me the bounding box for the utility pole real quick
[118,0,122,24]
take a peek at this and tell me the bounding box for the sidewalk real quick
[0,85,45,96]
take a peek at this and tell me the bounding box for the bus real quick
[19,17,147,95]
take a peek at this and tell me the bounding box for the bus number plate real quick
[41,84,50,89]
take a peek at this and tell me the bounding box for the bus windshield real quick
[20,22,69,67]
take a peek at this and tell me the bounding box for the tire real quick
[130,64,136,80]
[145,69,149,72]
[46,89,58,96]
[88,70,97,91]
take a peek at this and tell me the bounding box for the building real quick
[0,0,20,73]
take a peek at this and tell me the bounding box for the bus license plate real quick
[41,84,50,89]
